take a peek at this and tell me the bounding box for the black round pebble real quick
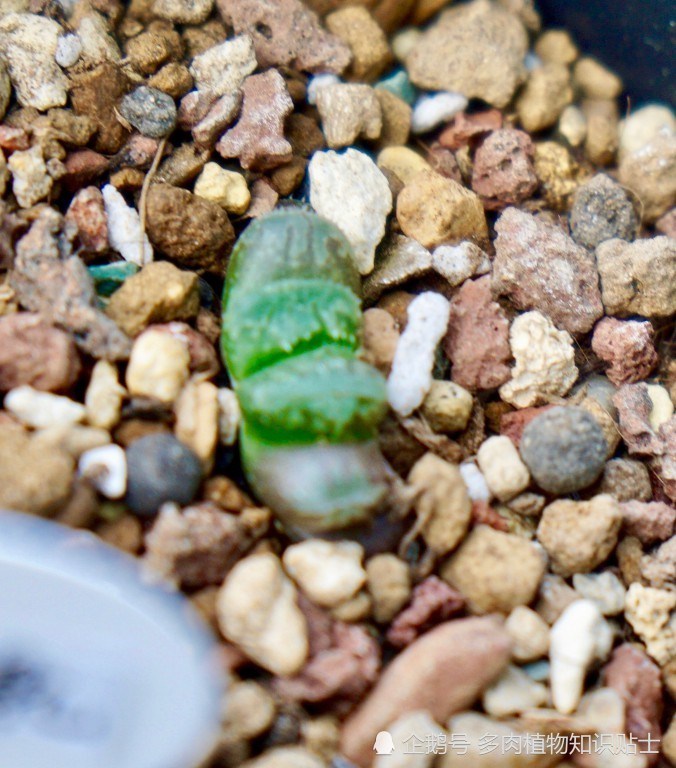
[519,406,608,495]
[125,433,203,516]
[569,173,640,250]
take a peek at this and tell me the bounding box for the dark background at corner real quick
[538,0,675,109]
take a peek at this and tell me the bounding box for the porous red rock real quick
[386,576,464,648]
[471,128,539,207]
[602,643,663,750]
[591,317,658,385]
[340,616,511,766]
[215,0,352,74]
[438,109,503,150]
[622,500,676,545]
[217,69,294,171]
[492,206,604,334]
[273,600,380,705]
[0,313,80,392]
[65,186,109,254]
[443,276,511,391]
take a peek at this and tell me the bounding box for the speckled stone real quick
[125,433,203,516]
[569,173,639,249]
[520,406,608,495]
[119,86,177,139]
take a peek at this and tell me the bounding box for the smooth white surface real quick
[0,511,223,768]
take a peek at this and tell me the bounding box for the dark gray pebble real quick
[569,173,640,250]
[125,433,202,516]
[119,86,177,139]
[519,406,608,494]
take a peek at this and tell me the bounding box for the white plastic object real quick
[0,510,224,768]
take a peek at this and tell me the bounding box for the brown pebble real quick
[325,5,391,82]
[0,312,80,392]
[62,150,111,191]
[217,69,294,171]
[105,260,200,338]
[622,500,676,545]
[145,182,235,273]
[70,61,131,154]
[341,616,511,766]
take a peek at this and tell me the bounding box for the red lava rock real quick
[471,128,539,208]
[471,499,510,532]
[386,576,465,648]
[148,322,220,378]
[9,208,131,361]
[492,206,604,334]
[500,405,554,448]
[426,143,463,184]
[0,126,30,151]
[65,186,109,254]
[602,643,663,758]
[341,616,511,767]
[216,0,352,74]
[274,608,380,706]
[438,109,504,150]
[591,317,658,385]
[0,312,80,392]
[444,276,511,391]
[217,69,293,171]
[613,383,664,456]
[622,500,676,544]
[144,503,254,589]
[654,417,676,504]
[62,150,111,191]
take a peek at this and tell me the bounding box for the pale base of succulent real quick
[241,430,389,533]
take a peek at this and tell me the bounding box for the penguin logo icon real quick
[373,731,395,755]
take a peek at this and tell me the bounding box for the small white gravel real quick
[387,291,451,416]
[306,73,340,105]
[411,91,468,133]
[5,385,85,429]
[79,444,127,499]
[102,184,153,267]
[55,32,82,67]
[459,462,492,502]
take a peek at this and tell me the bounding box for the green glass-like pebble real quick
[88,261,139,297]
[375,68,416,105]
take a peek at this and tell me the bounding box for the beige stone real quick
[505,605,549,661]
[476,435,530,502]
[316,83,382,148]
[217,552,309,676]
[441,525,547,614]
[325,6,391,82]
[366,554,411,623]
[534,29,578,65]
[194,162,250,215]
[517,63,573,132]
[537,495,622,577]
[420,380,473,433]
[408,453,472,556]
[174,380,219,468]
[396,170,487,249]
[573,57,623,100]
[85,360,125,430]
[377,145,431,185]
[126,330,190,403]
